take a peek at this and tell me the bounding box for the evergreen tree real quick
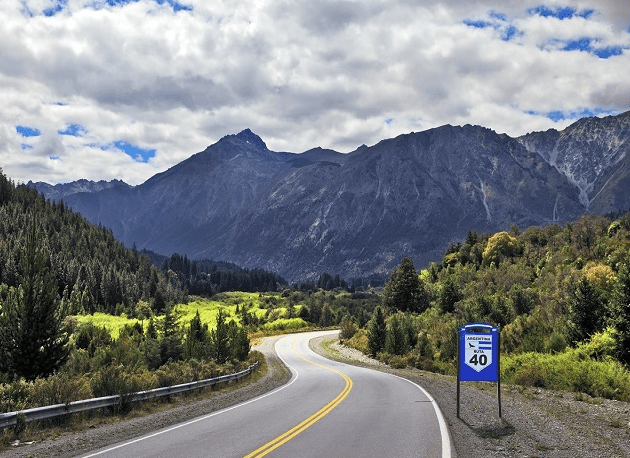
[613,259,630,364]
[383,257,429,313]
[159,305,183,364]
[567,277,604,344]
[320,303,333,327]
[385,313,406,355]
[231,324,250,361]
[184,310,209,360]
[438,277,461,314]
[211,310,231,364]
[367,306,387,356]
[0,217,69,380]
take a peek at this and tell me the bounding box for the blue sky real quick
[1,0,629,185]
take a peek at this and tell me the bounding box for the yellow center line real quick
[242,340,353,458]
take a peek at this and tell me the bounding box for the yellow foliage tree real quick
[483,231,519,266]
[583,262,616,292]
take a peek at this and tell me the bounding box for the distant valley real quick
[29,112,630,282]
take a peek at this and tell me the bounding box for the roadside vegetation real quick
[342,213,630,402]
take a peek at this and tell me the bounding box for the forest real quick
[0,170,256,424]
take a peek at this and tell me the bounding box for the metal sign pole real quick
[497,330,502,418]
[457,323,502,419]
[456,327,461,419]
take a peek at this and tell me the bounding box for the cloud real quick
[0,0,629,185]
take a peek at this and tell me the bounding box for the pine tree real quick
[567,277,604,344]
[439,277,461,314]
[385,314,406,355]
[613,259,630,364]
[0,216,69,380]
[319,304,333,327]
[211,310,231,364]
[383,257,429,313]
[184,310,209,360]
[231,325,250,361]
[367,306,387,356]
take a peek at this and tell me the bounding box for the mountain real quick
[27,179,130,202]
[30,113,630,281]
[518,112,630,213]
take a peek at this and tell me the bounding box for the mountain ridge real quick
[29,112,630,281]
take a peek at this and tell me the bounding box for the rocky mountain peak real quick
[518,111,630,210]
[221,128,268,151]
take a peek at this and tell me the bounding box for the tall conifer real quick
[0,215,69,379]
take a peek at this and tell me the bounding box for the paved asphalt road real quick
[79,331,451,458]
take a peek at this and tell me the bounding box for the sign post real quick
[457,323,501,418]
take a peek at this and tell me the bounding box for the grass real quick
[74,312,143,339]
[73,292,309,338]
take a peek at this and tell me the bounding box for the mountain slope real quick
[34,112,630,281]
[518,111,630,212]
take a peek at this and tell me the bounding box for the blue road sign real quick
[458,323,499,382]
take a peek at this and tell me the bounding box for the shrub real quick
[260,318,308,331]
[30,372,92,407]
[339,319,357,342]
[387,355,408,369]
[345,329,369,355]
[502,347,630,401]
[545,331,568,354]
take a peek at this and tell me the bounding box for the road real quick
[79,330,451,458]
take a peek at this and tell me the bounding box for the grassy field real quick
[74,292,309,337]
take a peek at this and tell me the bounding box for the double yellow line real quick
[243,342,353,458]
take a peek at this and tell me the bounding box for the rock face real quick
[27,179,130,203]
[518,111,630,213]
[30,113,630,281]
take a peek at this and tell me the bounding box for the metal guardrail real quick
[0,361,258,429]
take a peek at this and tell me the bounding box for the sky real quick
[1,0,629,186]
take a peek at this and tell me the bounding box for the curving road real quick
[79,331,451,458]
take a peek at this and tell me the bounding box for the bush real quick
[30,372,92,407]
[387,355,408,369]
[339,319,357,342]
[345,329,369,355]
[260,318,308,331]
[502,348,630,401]
[544,331,568,354]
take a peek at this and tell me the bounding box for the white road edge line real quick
[391,373,453,458]
[79,335,305,458]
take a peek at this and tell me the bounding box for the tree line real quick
[157,252,287,295]
[0,170,187,380]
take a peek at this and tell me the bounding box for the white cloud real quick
[0,0,629,185]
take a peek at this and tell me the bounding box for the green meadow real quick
[74,291,309,338]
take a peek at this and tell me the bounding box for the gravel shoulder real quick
[309,336,630,458]
[3,334,630,458]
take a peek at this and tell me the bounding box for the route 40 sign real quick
[457,323,502,418]
[458,323,499,382]
[464,334,493,373]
